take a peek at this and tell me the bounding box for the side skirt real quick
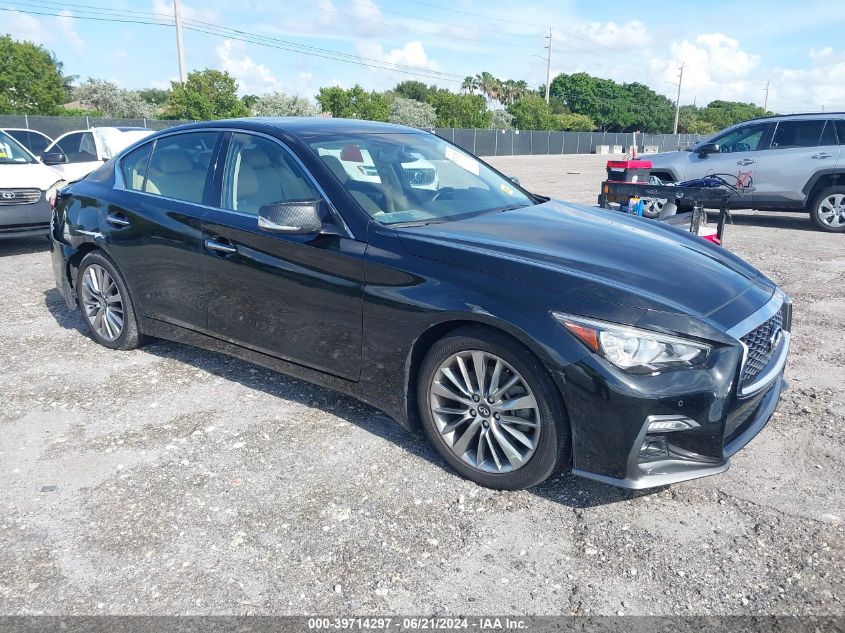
[140,316,412,431]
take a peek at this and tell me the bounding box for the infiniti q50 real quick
[50,118,791,490]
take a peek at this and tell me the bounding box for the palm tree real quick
[49,51,78,100]
[461,76,477,95]
[513,80,529,102]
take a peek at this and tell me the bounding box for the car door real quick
[684,122,771,199]
[751,119,840,206]
[44,131,103,181]
[104,130,223,331]
[203,131,365,381]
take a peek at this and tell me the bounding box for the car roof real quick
[0,128,52,137]
[155,117,425,139]
[747,112,845,123]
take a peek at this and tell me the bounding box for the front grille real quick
[0,188,41,205]
[404,168,436,186]
[740,310,783,384]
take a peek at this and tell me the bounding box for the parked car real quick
[50,118,791,490]
[648,112,845,232]
[41,127,154,182]
[0,130,65,239]
[0,128,53,156]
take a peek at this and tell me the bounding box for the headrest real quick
[153,149,193,173]
[321,155,348,184]
[236,164,258,198]
[242,148,271,169]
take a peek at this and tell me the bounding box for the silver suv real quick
[648,113,845,232]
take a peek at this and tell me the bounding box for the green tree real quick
[388,97,437,128]
[72,79,154,118]
[393,80,435,103]
[426,90,490,128]
[164,69,248,120]
[0,35,66,114]
[506,94,559,130]
[490,109,514,130]
[138,88,170,107]
[696,100,771,131]
[315,85,389,121]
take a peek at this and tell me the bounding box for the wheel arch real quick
[802,169,845,209]
[402,316,569,432]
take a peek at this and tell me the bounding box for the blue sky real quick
[6,0,845,112]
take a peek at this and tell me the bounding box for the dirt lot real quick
[0,154,842,617]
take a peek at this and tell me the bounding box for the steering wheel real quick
[432,187,456,201]
[734,142,750,152]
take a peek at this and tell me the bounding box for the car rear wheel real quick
[811,186,845,232]
[77,251,143,350]
[417,326,571,490]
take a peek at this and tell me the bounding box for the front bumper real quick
[561,298,791,490]
[0,199,50,239]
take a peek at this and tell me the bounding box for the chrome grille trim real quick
[0,188,41,205]
[727,291,792,397]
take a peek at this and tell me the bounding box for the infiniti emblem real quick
[478,404,491,417]
[1,191,15,200]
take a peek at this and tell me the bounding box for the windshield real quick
[0,131,37,165]
[309,132,534,225]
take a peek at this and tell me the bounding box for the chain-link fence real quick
[0,114,701,156]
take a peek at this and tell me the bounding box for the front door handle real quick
[106,212,130,227]
[205,237,238,255]
[737,158,756,166]
[812,152,833,159]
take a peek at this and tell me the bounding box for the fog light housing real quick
[638,434,669,461]
[646,415,700,433]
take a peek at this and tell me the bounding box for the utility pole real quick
[174,0,186,84]
[763,80,770,111]
[544,27,553,104]
[672,62,684,134]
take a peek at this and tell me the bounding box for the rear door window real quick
[120,142,153,191]
[144,132,220,204]
[820,120,838,146]
[770,120,826,149]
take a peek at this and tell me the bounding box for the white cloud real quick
[216,40,280,95]
[4,9,84,53]
[650,33,761,104]
[768,47,845,112]
[353,40,440,89]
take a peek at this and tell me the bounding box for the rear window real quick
[771,120,825,149]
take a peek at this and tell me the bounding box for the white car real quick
[0,130,65,239]
[41,127,154,182]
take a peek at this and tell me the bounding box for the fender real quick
[801,168,845,196]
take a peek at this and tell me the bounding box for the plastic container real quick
[606,159,653,183]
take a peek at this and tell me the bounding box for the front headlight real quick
[46,180,67,209]
[553,312,712,373]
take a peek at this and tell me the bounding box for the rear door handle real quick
[737,158,756,166]
[106,212,130,227]
[205,237,238,255]
[812,152,833,159]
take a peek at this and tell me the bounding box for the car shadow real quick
[0,236,50,256]
[43,287,660,509]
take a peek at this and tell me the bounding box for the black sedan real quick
[50,118,792,490]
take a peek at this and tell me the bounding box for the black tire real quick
[417,326,571,490]
[810,186,845,233]
[76,251,144,350]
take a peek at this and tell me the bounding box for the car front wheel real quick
[417,326,571,490]
[811,186,845,232]
[77,251,143,350]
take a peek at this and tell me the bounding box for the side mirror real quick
[258,200,324,234]
[41,151,68,165]
[509,175,521,186]
[697,143,720,158]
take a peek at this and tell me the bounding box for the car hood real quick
[396,200,771,319]
[0,162,64,189]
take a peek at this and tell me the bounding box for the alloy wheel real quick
[642,197,667,218]
[429,350,541,473]
[817,193,845,228]
[80,264,125,341]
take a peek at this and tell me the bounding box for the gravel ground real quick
[0,154,843,617]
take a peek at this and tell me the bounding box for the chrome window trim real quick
[113,126,355,240]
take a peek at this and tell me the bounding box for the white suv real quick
[648,113,845,232]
